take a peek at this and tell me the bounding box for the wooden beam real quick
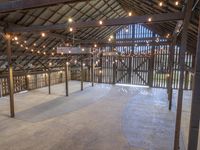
[188,15,200,150]
[48,70,51,94]
[72,37,171,43]
[5,34,15,118]
[91,52,94,87]
[72,12,184,28]
[5,12,184,33]
[0,0,88,13]
[65,61,69,96]
[173,0,194,149]
[81,57,83,91]
[168,35,177,110]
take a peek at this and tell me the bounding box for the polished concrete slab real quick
[0,81,193,150]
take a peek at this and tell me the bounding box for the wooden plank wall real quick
[0,70,70,97]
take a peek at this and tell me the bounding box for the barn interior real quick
[0,0,199,150]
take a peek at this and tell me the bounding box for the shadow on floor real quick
[16,85,111,122]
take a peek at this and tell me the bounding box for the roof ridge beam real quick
[5,12,184,33]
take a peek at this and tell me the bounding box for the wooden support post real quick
[81,57,83,91]
[45,73,47,86]
[0,79,2,98]
[91,53,94,87]
[25,74,29,90]
[35,74,38,89]
[99,52,103,83]
[48,71,51,94]
[148,42,155,87]
[184,71,189,90]
[168,36,177,110]
[65,62,69,96]
[113,58,116,85]
[6,34,15,118]
[187,15,200,150]
[173,0,194,149]
[128,56,132,83]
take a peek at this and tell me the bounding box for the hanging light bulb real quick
[159,2,163,7]
[41,32,46,37]
[68,17,73,23]
[99,70,102,74]
[69,27,73,32]
[175,1,179,6]
[99,20,103,25]
[148,17,152,22]
[14,36,18,41]
[128,12,132,16]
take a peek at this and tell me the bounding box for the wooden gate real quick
[116,56,149,85]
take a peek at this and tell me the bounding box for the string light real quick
[49,62,52,66]
[68,18,73,23]
[43,45,46,48]
[33,43,37,46]
[166,33,170,38]
[37,50,40,54]
[159,2,163,7]
[94,44,97,48]
[41,32,46,37]
[175,1,179,6]
[24,40,27,44]
[20,44,23,47]
[43,52,46,55]
[51,52,54,56]
[69,27,73,32]
[148,17,152,22]
[31,49,34,52]
[82,48,85,52]
[128,12,132,16]
[99,20,103,25]
[14,36,18,41]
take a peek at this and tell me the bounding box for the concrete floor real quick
[0,81,194,150]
